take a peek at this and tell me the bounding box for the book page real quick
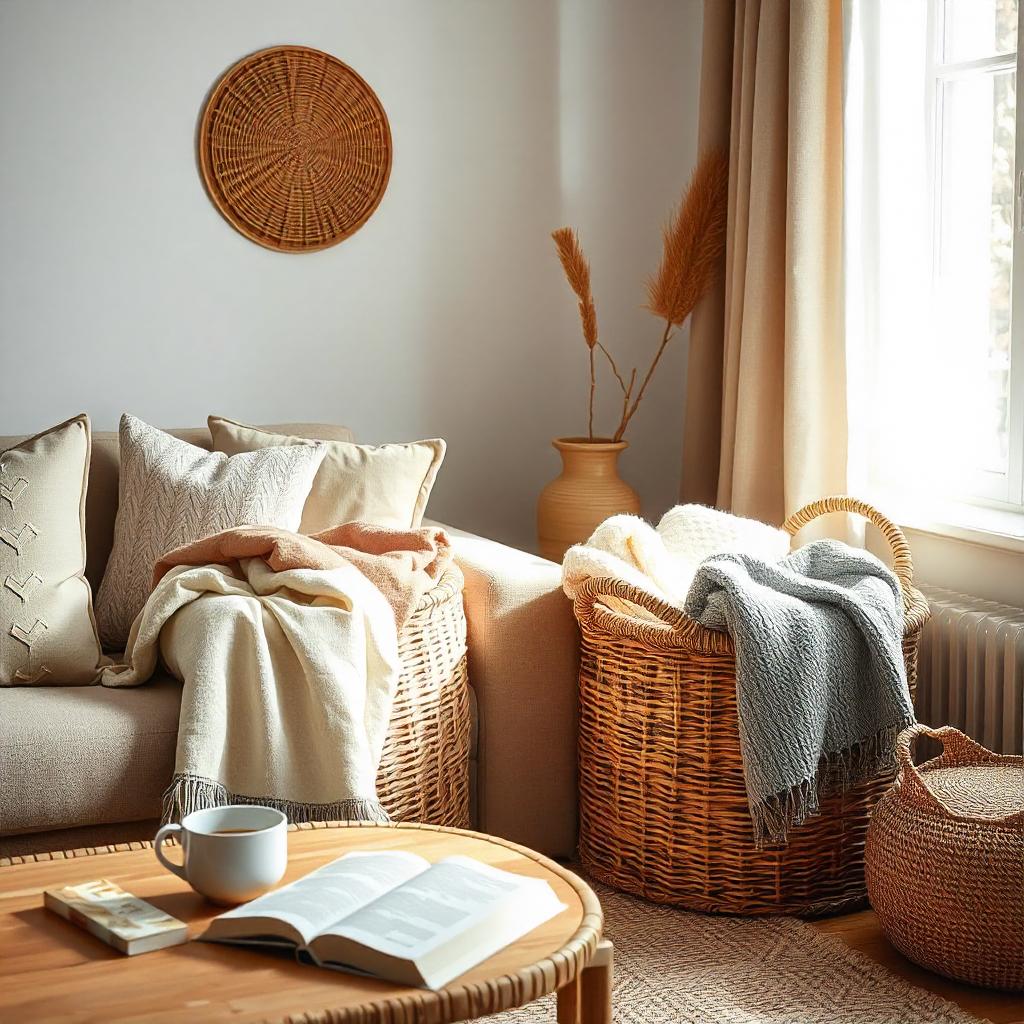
[320,855,556,958]
[213,850,429,946]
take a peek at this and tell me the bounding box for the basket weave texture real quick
[574,496,931,917]
[377,568,470,828]
[866,724,1024,991]
[199,46,392,253]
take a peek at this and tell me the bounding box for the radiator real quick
[915,585,1024,755]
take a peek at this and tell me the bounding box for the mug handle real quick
[154,823,187,881]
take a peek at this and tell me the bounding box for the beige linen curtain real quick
[682,0,847,528]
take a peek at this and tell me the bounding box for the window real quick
[845,0,1024,531]
[930,0,1020,506]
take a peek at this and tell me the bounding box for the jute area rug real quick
[485,884,984,1024]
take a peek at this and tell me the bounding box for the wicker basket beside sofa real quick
[572,496,931,917]
[379,567,471,827]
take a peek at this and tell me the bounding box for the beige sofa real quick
[0,424,580,860]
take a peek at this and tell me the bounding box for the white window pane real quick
[942,0,1017,64]
[936,68,1015,478]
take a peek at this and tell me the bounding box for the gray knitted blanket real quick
[684,539,915,846]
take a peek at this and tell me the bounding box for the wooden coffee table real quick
[0,821,610,1023]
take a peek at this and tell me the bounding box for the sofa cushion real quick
[84,426,214,592]
[0,674,180,836]
[0,423,355,594]
[0,415,103,685]
[209,417,445,533]
[0,674,480,838]
[94,414,327,647]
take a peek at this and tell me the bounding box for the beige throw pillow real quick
[95,413,326,648]
[0,415,103,685]
[208,416,445,533]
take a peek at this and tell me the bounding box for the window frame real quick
[926,0,1024,512]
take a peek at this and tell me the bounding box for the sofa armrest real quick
[431,521,579,859]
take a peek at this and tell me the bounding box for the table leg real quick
[557,939,613,1024]
[556,974,580,1024]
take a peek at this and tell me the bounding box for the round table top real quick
[0,821,602,1024]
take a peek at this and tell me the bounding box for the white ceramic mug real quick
[154,805,288,904]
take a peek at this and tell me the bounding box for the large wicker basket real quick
[377,567,471,828]
[573,496,931,917]
[866,725,1024,991]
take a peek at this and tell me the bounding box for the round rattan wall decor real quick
[198,45,392,253]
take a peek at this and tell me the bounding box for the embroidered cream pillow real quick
[0,415,103,685]
[208,416,445,534]
[95,413,326,648]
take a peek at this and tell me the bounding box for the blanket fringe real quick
[161,773,390,827]
[749,720,911,848]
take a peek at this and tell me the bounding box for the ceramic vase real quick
[537,437,641,563]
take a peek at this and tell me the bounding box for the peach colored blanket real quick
[154,522,452,629]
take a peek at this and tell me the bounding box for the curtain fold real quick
[682,0,848,529]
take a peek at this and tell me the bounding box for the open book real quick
[201,850,566,989]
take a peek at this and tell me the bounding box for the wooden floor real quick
[813,909,1023,1024]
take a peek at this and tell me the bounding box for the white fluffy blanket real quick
[101,557,401,823]
[562,504,792,613]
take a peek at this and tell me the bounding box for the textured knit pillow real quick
[208,416,445,534]
[0,414,103,685]
[94,413,326,648]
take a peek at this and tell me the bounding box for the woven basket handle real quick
[782,496,915,610]
[894,724,1002,817]
[574,576,688,633]
[573,576,733,654]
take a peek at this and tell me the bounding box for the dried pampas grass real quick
[551,148,728,441]
[646,148,729,326]
[552,227,598,350]
[552,226,600,436]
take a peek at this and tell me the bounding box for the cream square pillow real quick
[95,413,326,648]
[0,415,102,685]
[208,416,445,534]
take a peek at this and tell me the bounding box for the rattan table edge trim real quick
[1,821,603,1024]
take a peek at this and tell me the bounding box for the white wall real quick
[0,0,703,551]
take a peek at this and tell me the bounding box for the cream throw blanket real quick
[101,524,452,823]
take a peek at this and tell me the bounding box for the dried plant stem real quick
[588,346,596,440]
[598,342,639,441]
[620,368,637,438]
[613,320,674,442]
[597,343,630,397]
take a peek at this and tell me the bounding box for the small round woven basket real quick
[866,724,1024,992]
[573,496,931,917]
[377,567,470,828]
